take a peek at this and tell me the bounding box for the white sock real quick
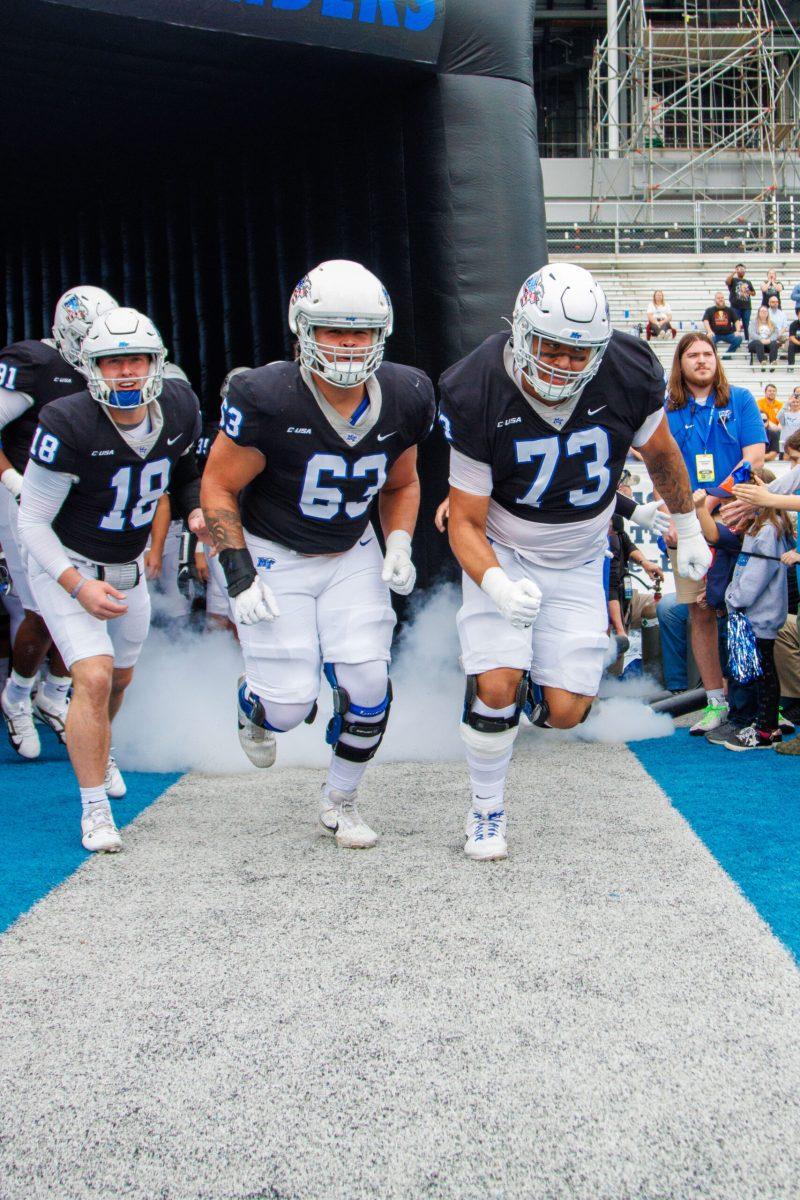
[466,699,516,814]
[40,672,71,708]
[80,785,109,818]
[5,669,35,707]
[325,754,368,798]
[707,689,726,707]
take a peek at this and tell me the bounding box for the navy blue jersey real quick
[223,361,435,553]
[32,380,201,564]
[0,340,83,472]
[438,330,665,525]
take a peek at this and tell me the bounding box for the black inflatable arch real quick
[2,0,546,582]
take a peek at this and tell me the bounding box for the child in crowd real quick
[779,388,800,456]
[719,482,794,749]
[693,486,758,743]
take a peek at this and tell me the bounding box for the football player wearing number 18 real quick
[201,260,435,850]
[441,263,711,862]
[17,308,205,853]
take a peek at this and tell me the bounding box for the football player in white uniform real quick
[18,309,206,853]
[0,286,118,757]
[441,263,711,861]
[201,260,434,850]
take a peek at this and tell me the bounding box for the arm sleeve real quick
[631,407,665,448]
[737,391,770,448]
[614,492,637,519]
[220,372,266,450]
[0,386,33,431]
[437,379,491,463]
[448,448,493,497]
[17,460,75,580]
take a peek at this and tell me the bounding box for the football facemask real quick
[511,263,611,403]
[289,259,393,389]
[81,308,165,408]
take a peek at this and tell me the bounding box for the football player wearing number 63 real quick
[201,259,434,851]
[440,262,710,862]
[17,308,206,854]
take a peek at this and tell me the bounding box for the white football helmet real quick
[511,263,611,403]
[288,259,393,388]
[52,286,118,370]
[81,308,165,408]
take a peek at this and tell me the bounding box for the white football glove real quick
[233,576,280,626]
[481,567,542,629]
[381,529,416,596]
[630,500,670,535]
[672,511,713,582]
[1,468,23,501]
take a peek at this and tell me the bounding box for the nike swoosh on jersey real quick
[166,434,182,445]
[376,431,397,442]
[359,538,373,546]
[587,406,606,416]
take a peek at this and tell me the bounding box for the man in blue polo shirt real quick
[664,332,765,735]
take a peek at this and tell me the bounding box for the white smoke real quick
[114,583,671,775]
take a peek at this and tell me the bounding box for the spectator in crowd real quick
[606,512,664,672]
[773,562,800,732]
[757,381,782,426]
[663,332,765,735]
[761,269,783,309]
[702,291,743,358]
[791,279,800,312]
[788,309,800,369]
[779,388,800,455]
[645,290,676,340]
[749,304,780,369]
[767,295,789,345]
[692,487,756,743]
[720,484,793,749]
[726,263,756,338]
[757,383,782,458]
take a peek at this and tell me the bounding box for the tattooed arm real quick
[200,433,265,553]
[637,417,712,581]
[636,417,694,514]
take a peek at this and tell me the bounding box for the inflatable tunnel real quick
[2,0,547,582]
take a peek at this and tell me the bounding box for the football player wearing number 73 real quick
[18,308,206,854]
[440,263,710,862]
[201,260,434,851]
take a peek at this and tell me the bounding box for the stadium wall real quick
[2,0,547,584]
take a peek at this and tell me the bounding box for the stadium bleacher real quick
[550,252,800,396]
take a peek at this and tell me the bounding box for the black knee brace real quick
[323,664,393,763]
[462,673,530,733]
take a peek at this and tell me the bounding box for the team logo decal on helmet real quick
[290,276,312,307]
[288,259,393,389]
[52,285,119,372]
[511,262,612,404]
[519,273,545,310]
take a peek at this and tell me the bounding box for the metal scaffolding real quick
[589,0,800,208]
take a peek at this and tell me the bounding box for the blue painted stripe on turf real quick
[0,731,178,933]
[633,730,800,960]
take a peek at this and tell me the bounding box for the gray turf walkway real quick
[2,736,800,1199]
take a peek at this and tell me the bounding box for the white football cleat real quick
[33,694,69,746]
[104,754,127,799]
[320,788,378,849]
[464,807,508,862]
[1,683,41,760]
[236,676,277,768]
[81,803,122,853]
